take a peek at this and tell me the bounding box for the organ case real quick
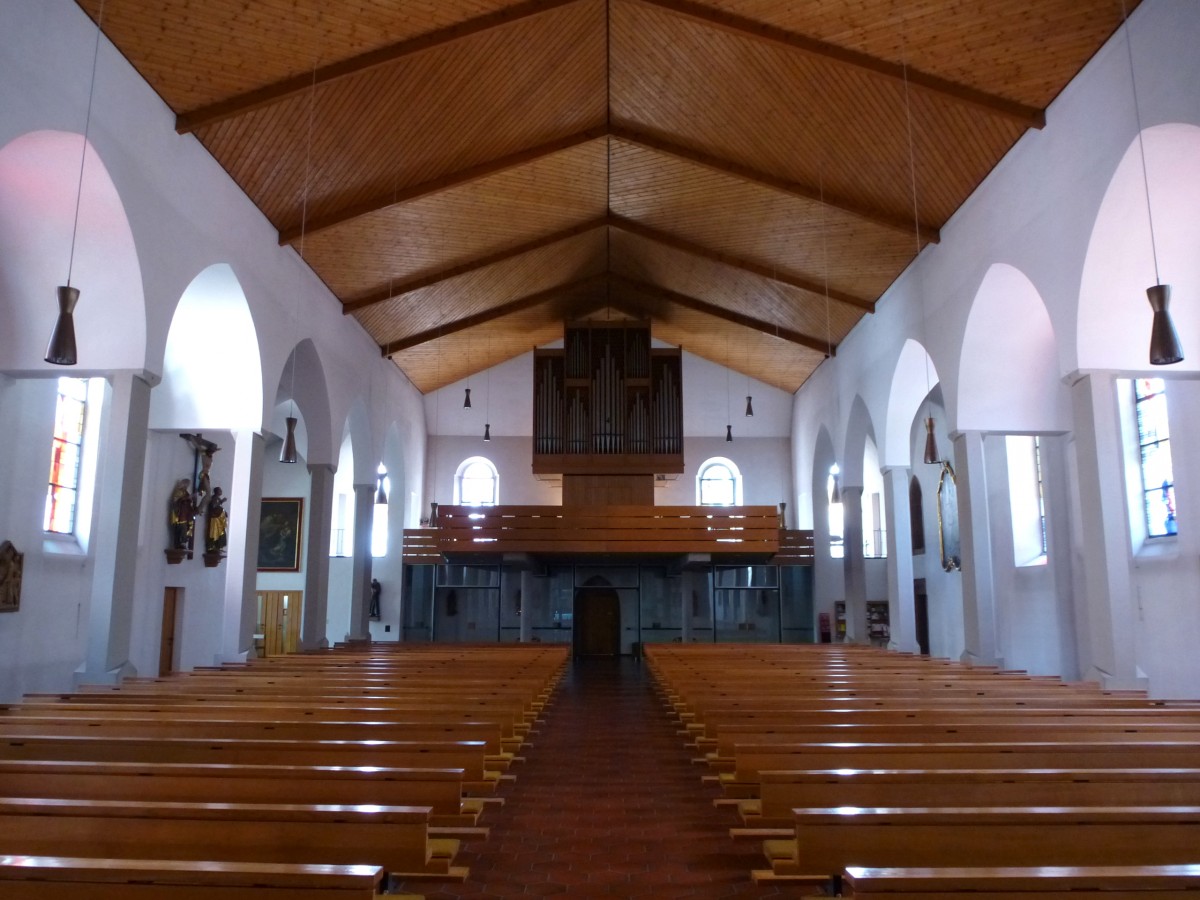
[532,321,683,476]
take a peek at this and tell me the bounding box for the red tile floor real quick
[392,657,799,898]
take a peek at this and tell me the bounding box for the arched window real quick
[1133,378,1176,538]
[455,457,498,506]
[697,457,742,506]
[44,376,102,545]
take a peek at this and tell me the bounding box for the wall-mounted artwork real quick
[0,541,24,612]
[257,498,303,572]
[937,463,962,572]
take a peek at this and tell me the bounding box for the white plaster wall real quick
[0,377,93,701]
[657,437,791,507]
[0,0,427,691]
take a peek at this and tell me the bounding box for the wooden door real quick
[255,590,303,657]
[574,585,620,657]
[158,588,180,676]
[913,578,930,656]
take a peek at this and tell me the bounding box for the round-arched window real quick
[697,457,742,506]
[455,457,498,506]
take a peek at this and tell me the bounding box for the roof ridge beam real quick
[610,275,834,356]
[344,216,610,314]
[609,215,874,313]
[611,125,940,242]
[176,0,585,134]
[631,0,1044,129]
[279,128,606,244]
[381,274,607,356]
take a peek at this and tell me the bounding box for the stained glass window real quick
[1134,378,1177,537]
[44,377,89,534]
[698,459,739,506]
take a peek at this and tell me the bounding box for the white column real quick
[1068,373,1145,689]
[841,485,867,643]
[79,372,152,683]
[882,465,918,653]
[953,430,1000,667]
[301,463,335,650]
[347,483,375,642]
[219,429,264,663]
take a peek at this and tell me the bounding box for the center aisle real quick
[398,657,789,899]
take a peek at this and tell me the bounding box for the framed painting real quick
[937,462,962,572]
[257,497,303,572]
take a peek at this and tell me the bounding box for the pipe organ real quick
[533,321,684,487]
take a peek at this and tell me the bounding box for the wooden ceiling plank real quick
[611,275,833,356]
[343,215,611,313]
[609,214,874,313]
[381,273,607,356]
[611,125,940,241]
[629,0,1045,130]
[279,127,607,244]
[176,0,587,133]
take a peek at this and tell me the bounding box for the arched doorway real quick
[574,576,620,657]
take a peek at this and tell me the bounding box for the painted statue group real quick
[169,447,228,556]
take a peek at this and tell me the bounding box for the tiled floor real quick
[393,657,794,898]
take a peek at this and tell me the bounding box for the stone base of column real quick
[73,659,137,687]
[1087,664,1149,692]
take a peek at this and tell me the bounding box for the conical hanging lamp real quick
[375,463,388,505]
[47,0,106,365]
[1120,1,1183,365]
[901,58,941,464]
[744,395,754,417]
[282,66,318,463]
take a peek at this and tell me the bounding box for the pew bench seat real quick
[843,864,1200,897]
[0,796,466,881]
[758,805,1200,882]
[0,856,400,899]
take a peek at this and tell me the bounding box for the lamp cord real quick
[67,0,106,287]
[291,64,318,418]
[1120,0,1161,285]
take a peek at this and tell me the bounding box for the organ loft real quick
[533,319,683,507]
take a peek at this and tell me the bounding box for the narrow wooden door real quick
[256,590,304,657]
[574,587,620,657]
[913,578,930,656]
[159,587,180,676]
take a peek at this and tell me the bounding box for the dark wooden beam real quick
[279,128,606,244]
[380,274,607,356]
[611,275,834,356]
[610,215,874,313]
[632,0,1045,130]
[176,0,585,133]
[611,125,940,242]
[344,216,610,314]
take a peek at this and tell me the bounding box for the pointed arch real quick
[271,338,334,466]
[958,263,1068,432]
[150,263,262,430]
[0,131,145,370]
[884,339,941,468]
[1079,123,1200,372]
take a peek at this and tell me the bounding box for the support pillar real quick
[841,486,867,643]
[953,430,1000,667]
[519,571,534,643]
[1069,373,1145,689]
[219,429,264,663]
[301,463,335,650]
[79,372,152,683]
[347,484,375,642]
[882,465,919,653]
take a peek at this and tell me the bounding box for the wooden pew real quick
[723,740,1200,797]
[842,864,1200,898]
[0,734,500,794]
[0,712,516,768]
[760,805,1200,883]
[738,767,1200,832]
[0,758,485,830]
[0,796,464,881]
[0,857,392,899]
[703,721,1200,771]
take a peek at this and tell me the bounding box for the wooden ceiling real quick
[79,0,1134,393]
